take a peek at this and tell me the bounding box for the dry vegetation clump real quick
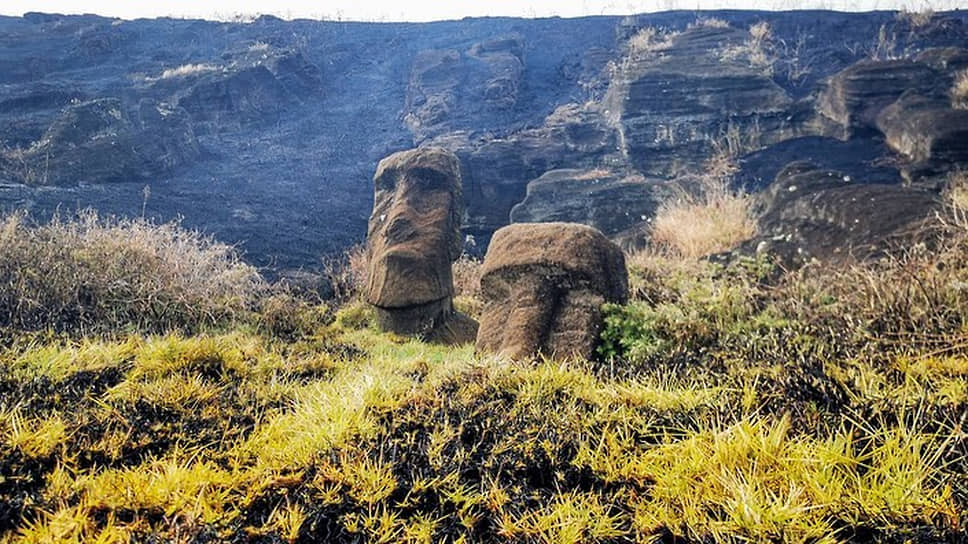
[720,21,776,75]
[323,242,368,303]
[952,69,968,110]
[896,7,935,29]
[607,26,680,82]
[690,16,730,29]
[649,176,757,259]
[946,170,968,213]
[0,210,265,335]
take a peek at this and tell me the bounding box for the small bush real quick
[258,291,332,339]
[323,243,368,303]
[649,177,756,258]
[0,210,265,334]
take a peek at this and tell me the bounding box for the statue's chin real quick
[367,248,450,309]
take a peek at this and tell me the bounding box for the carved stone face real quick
[365,148,462,310]
[475,222,628,361]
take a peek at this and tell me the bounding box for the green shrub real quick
[0,210,266,335]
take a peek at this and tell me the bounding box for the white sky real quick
[0,0,961,22]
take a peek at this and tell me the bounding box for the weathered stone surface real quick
[603,25,796,178]
[509,168,672,237]
[876,92,968,181]
[365,147,477,344]
[735,136,903,191]
[404,35,525,143]
[433,102,620,238]
[914,47,968,73]
[476,222,628,361]
[159,47,322,134]
[744,161,941,265]
[817,59,940,138]
[0,97,199,186]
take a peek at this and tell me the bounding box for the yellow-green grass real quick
[1,315,965,543]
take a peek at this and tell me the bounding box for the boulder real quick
[743,161,941,266]
[876,92,968,182]
[364,147,478,344]
[509,168,673,237]
[476,222,628,361]
[817,59,940,138]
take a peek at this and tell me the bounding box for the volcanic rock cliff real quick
[1,10,967,271]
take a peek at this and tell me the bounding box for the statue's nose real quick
[384,215,417,243]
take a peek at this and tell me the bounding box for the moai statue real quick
[365,147,478,344]
[476,222,628,360]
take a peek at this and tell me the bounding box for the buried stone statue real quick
[364,147,478,344]
[476,222,629,361]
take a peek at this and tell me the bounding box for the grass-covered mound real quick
[0,211,967,543]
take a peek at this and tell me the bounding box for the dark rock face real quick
[172,48,322,132]
[364,147,477,344]
[404,36,524,143]
[876,92,968,181]
[510,168,672,238]
[817,59,940,137]
[476,222,628,361]
[1,11,968,271]
[434,102,621,238]
[0,98,198,185]
[745,161,941,265]
[603,25,796,178]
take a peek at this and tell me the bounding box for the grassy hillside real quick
[1,209,967,543]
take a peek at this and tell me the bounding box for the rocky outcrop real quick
[434,102,620,238]
[510,168,673,237]
[818,59,942,138]
[603,24,797,178]
[0,98,198,186]
[404,36,525,143]
[746,161,941,265]
[364,147,477,344]
[171,48,322,132]
[876,92,968,182]
[476,222,628,361]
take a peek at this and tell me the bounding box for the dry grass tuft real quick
[952,69,968,110]
[649,177,756,259]
[690,16,730,29]
[896,7,935,28]
[323,243,368,303]
[0,209,265,334]
[720,22,775,75]
[452,254,483,300]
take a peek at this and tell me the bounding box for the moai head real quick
[365,147,465,337]
[475,222,628,361]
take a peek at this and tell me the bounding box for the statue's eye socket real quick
[411,167,447,189]
[375,173,395,191]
